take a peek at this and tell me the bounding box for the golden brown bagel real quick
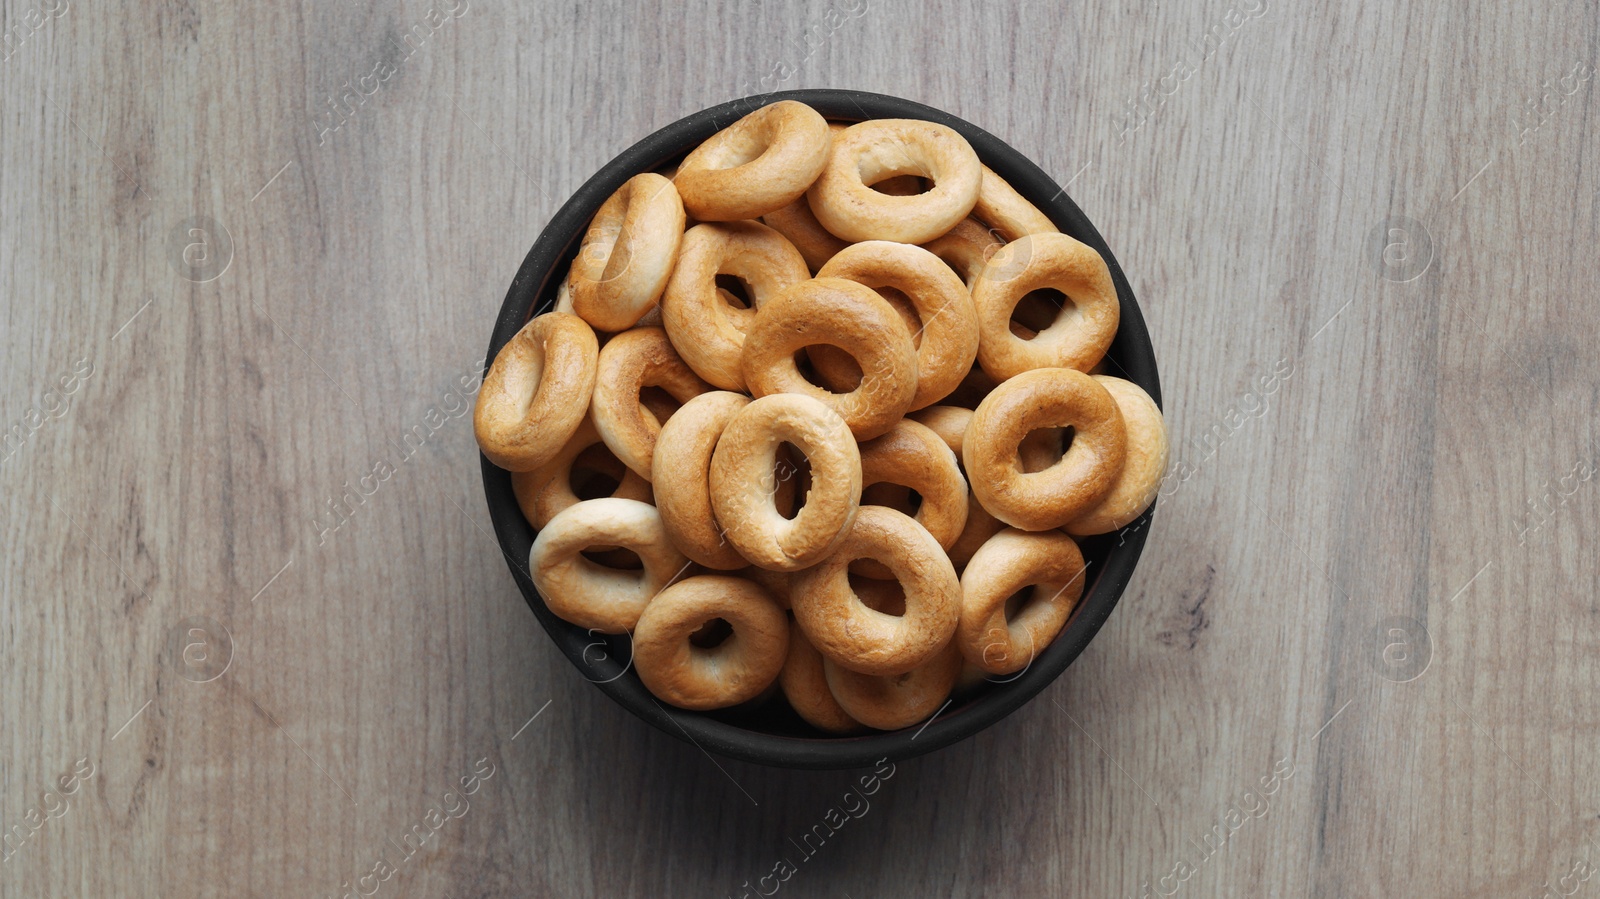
[914,404,1058,473]
[761,195,851,273]
[709,394,862,571]
[804,283,920,395]
[921,217,1006,288]
[972,232,1119,378]
[1065,376,1168,535]
[807,119,981,244]
[790,506,960,676]
[964,368,1127,531]
[957,528,1086,675]
[651,391,751,570]
[741,277,918,440]
[946,494,1004,572]
[632,575,789,710]
[528,498,689,633]
[908,405,972,457]
[739,566,793,610]
[816,241,980,410]
[674,100,832,221]
[779,621,862,733]
[567,173,686,332]
[474,311,599,472]
[823,640,962,731]
[852,419,968,577]
[591,327,711,480]
[660,221,810,390]
[972,165,1056,241]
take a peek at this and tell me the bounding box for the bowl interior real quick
[481,89,1160,769]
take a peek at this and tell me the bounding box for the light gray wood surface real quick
[3,0,1597,895]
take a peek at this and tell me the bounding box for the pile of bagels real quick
[474,100,1167,733]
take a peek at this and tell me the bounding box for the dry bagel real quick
[709,393,862,571]
[957,528,1086,675]
[591,326,712,480]
[674,100,832,221]
[816,240,979,410]
[660,221,810,390]
[632,575,789,710]
[972,232,1120,378]
[851,418,968,577]
[964,368,1127,531]
[779,621,862,733]
[807,119,982,244]
[1064,376,1168,535]
[528,498,689,633]
[567,173,686,331]
[790,506,961,676]
[474,311,598,472]
[741,277,919,440]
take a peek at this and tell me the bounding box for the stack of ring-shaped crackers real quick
[475,100,1168,732]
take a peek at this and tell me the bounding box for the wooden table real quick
[3,1,1596,895]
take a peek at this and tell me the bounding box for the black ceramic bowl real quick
[481,89,1160,770]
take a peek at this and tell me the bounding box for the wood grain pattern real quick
[2,0,1597,895]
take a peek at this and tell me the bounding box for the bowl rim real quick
[480,88,1160,770]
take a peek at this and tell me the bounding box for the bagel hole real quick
[849,573,907,616]
[1003,586,1037,621]
[689,617,734,649]
[1020,426,1074,473]
[775,443,811,520]
[570,468,622,500]
[867,174,933,196]
[570,445,627,500]
[797,345,861,393]
[580,547,644,570]
[1011,288,1069,338]
[639,386,682,427]
[714,273,754,310]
